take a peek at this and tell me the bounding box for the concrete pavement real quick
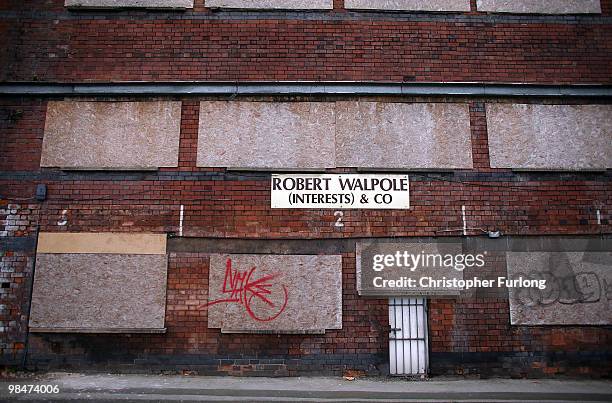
[0,373,611,402]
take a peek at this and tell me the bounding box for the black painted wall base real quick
[25,353,387,377]
[430,351,612,379]
[23,351,612,378]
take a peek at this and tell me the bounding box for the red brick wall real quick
[2,0,611,14]
[26,252,389,376]
[429,253,612,377]
[1,96,611,375]
[0,249,33,365]
[21,249,612,377]
[2,99,608,238]
[1,0,611,375]
[0,99,45,172]
[0,199,38,364]
[1,15,611,83]
[14,176,606,237]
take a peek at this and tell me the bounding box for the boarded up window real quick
[206,254,342,334]
[477,0,600,14]
[41,101,182,170]
[336,102,473,169]
[205,0,332,9]
[507,252,612,325]
[29,233,168,333]
[487,104,612,171]
[197,101,473,170]
[345,0,470,11]
[197,101,336,170]
[65,0,194,8]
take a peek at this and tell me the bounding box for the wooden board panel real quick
[42,101,181,169]
[206,254,342,333]
[29,253,168,332]
[37,232,166,255]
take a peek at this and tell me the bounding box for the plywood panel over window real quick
[197,101,473,170]
[205,0,332,9]
[345,0,470,11]
[41,101,181,170]
[336,102,473,169]
[206,254,342,334]
[65,0,194,8]
[29,233,168,333]
[477,0,601,14]
[507,252,612,325]
[487,104,612,170]
[197,101,336,170]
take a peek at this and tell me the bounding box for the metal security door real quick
[389,297,428,375]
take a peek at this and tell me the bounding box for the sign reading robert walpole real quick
[271,174,409,209]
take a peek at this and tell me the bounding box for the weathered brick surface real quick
[0,99,45,172]
[1,0,611,14]
[2,97,610,239]
[1,0,611,375]
[0,197,39,365]
[0,248,34,365]
[1,13,611,83]
[6,176,603,238]
[429,254,612,377]
[1,96,612,374]
[26,253,389,375]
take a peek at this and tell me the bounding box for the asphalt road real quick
[0,373,611,402]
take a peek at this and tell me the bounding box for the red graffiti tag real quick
[200,258,289,322]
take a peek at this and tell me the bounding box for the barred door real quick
[388,297,428,375]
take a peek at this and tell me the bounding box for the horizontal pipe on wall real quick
[0,82,611,98]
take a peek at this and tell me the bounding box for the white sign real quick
[271,174,410,209]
